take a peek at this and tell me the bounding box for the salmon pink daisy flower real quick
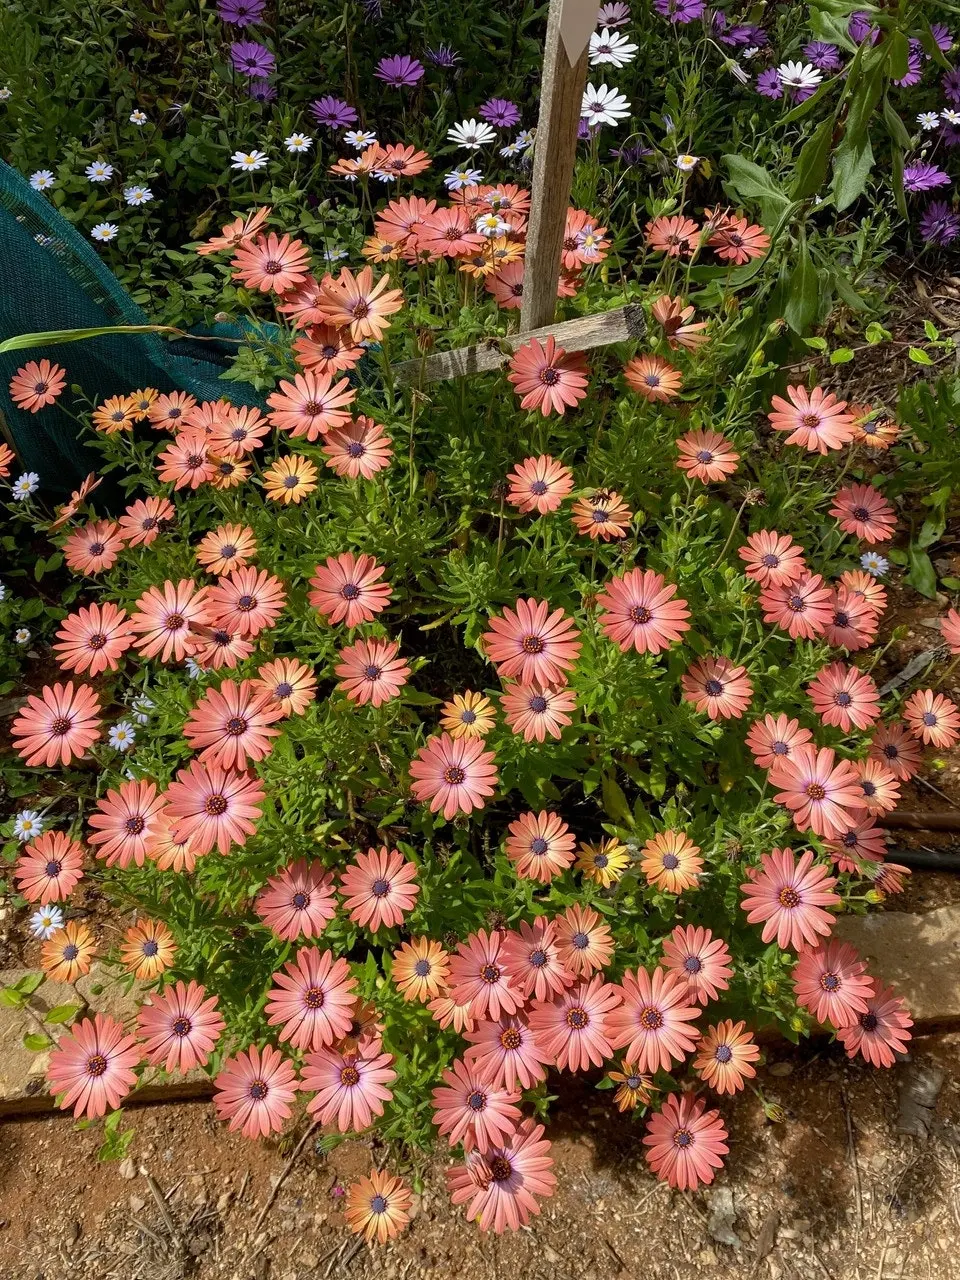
[824,819,888,872]
[191,625,255,671]
[506,455,574,514]
[137,980,225,1073]
[340,846,419,932]
[792,940,874,1028]
[852,758,901,814]
[62,519,123,575]
[9,359,66,412]
[643,1093,728,1191]
[46,1013,141,1119]
[527,975,621,1072]
[392,937,450,1003]
[596,568,690,654]
[440,690,496,740]
[830,483,897,544]
[164,760,264,855]
[196,205,271,256]
[429,993,477,1035]
[823,586,880,651]
[322,416,393,479]
[302,1046,396,1133]
[501,917,573,1002]
[759,572,833,640]
[865,860,911,900]
[156,430,217,489]
[214,1043,298,1139]
[608,967,700,1072]
[255,859,336,940]
[808,662,880,732]
[254,657,316,717]
[207,566,286,638]
[41,920,95,981]
[120,918,176,980]
[208,405,270,458]
[11,681,101,767]
[0,442,13,478]
[446,1118,556,1234]
[292,323,364,375]
[570,490,632,540]
[693,1020,760,1094]
[738,530,806,587]
[869,721,923,781]
[335,637,410,708]
[339,998,386,1056]
[940,607,960,654]
[409,733,499,819]
[265,946,357,1051]
[53,602,134,677]
[482,598,581,686]
[554,902,614,977]
[15,831,85,903]
[770,746,865,839]
[745,713,813,769]
[623,354,682,402]
[183,678,284,768]
[449,929,523,1021]
[345,1170,413,1245]
[501,682,575,742]
[464,1014,550,1091]
[645,214,699,256]
[48,471,101,530]
[903,689,960,749]
[503,810,576,883]
[117,496,175,547]
[507,337,590,416]
[485,261,526,309]
[609,1063,658,1112]
[836,983,912,1067]
[318,265,404,342]
[651,294,708,350]
[147,390,197,431]
[232,232,311,293]
[130,579,211,662]
[417,206,485,258]
[640,831,703,893]
[768,385,856,453]
[372,142,432,178]
[661,925,733,1004]
[675,429,739,483]
[195,524,257,576]
[709,216,770,263]
[682,656,753,720]
[266,370,355,441]
[575,837,630,886]
[374,194,438,246]
[432,1056,522,1152]
[740,848,841,951]
[309,552,392,628]
[88,779,166,868]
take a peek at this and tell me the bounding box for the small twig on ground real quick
[913,774,960,810]
[140,1167,183,1250]
[250,1118,320,1236]
[841,1090,865,1232]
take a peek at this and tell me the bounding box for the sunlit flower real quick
[623,354,683,401]
[770,747,865,840]
[740,848,840,951]
[503,810,576,883]
[482,597,581,686]
[792,939,874,1028]
[11,681,102,767]
[137,980,225,1073]
[759,572,834,640]
[745,713,813,769]
[507,337,590,416]
[644,214,699,256]
[340,846,419,932]
[214,1043,297,1138]
[575,837,630,887]
[640,830,703,892]
[156,430,216,489]
[121,918,176,980]
[580,82,631,126]
[596,567,690,654]
[46,1013,141,1119]
[823,586,880,652]
[392,937,450,1003]
[88,779,166,868]
[440,691,496,740]
[836,983,912,1067]
[62,519,123,575]
[266,370,355,441]
[571,490,632,540]
[643,1093,728,1191]
[852,758,901,815]
[9,359,66,413]
[309,552,392,627]
[554,902,614,977]
[432,1055,522,1151]
[318,265,404,342]
[15,831,85,903]
[903,689,960,749]
[501,917,573,1002]
[807,662,880,732]
[164,759,264,855]
[344,1170,413,1245]
[302,1045,397,1132]
[662,924,734,1003]
[830,483,897,544]
[682,656,753,720]
[501,682,575,742]
[608,966,700,1071]
[768,385,856,453]
[41,920,96,982]
[265,946,357,1051]
[255,859,336,940]
[693,1020,760,1094]
[53,601,134,677]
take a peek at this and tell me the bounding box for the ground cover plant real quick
[2,0,960,1249]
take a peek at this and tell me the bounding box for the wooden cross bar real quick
[394,0,645,388]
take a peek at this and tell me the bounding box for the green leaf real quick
[923,320,940,342]
[23,1032,53,1052]
[881,95,911,150]
[601,774,633,826]
[908,347,933,365]
[906,545,938,599]
[783,233,819,334]
[830,348,855,364]
[791,117,836,201]
[832,138,874,211]
[0,988,25,1008]
[865,322,891,344]
[15,973,45,995]
[0,324,185,354]
[722,155,791,210]
[887,30,910,82]
[803,336,828,351]
[45,1003,83,1025]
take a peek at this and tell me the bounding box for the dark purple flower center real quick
[529,694,548,713]
[639,1006,663,1030]
[820,973,840,992]
[292,892,309,910]
[443,765,466,786]
[704,678,724,696]
[529,479,548,496]
[304,986,325,1009]
[125,815,145,834]
[45,860,62,877]
[566,1007,588,1030]
[683,955,702,973]
[530,948,547,967]
[714,1044,733,1063]
[86,1053,108,1078]
[142,939,159,957]
[371,877,390,897]
[205,794,228,816]
[571,931,589,950]
[467,1090,486,1111]
[662,853,680,870]
[480,963,501,984]
[414,959,431,977]
[628,605,651,625]
[248,1079,268,1101]
[172,1016,192,1037]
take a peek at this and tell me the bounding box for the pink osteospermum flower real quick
[759,573,834,641]
[207,566,286,638]
[501,682,576,742]
[661,925,733,1004]
[255,859,337,941]
[738,530,807,587]
[322,415,394,479]
[941,607,960,654]
[792,940,874,1029]
[643,1093,729,1191]
[266,369,356,441]
[607,967,701,1073]
[15,831,85,903]
[830,483,897,545]
[449,929,523,1021]
[129,579,211,663]
[163,760,265,855]
[302,1047,397,1133]
[88,779,167,869]
[836,983,912,1067]
[9,358,66,412]
[553,902,614,978]
[740,848,841,952]
[52,601,135,677]
[770,747,866,840]
[506,455,575,514]
[868,721,923,782]
[675,429,739,483]
[500,917,573,1003]
[335,638,411,708]
[183,678,284,769]
[527,975,621,1073]
[117,496,176,547]
[903,689,960,749]
[339,846,419,933]
[839,568,888,615]
[503,810,576,883]
[156,430,217,489]
[446,1118,556,1234]
[482,597,581,686]
[852,758,901,815]
[823,587,880,652]
[429,993,477,1035]
[409,733,499,819]
[191,625,255,671]
[807,661,880,732]
[431,1056,522,1152]
[208,406,270,459]
[232,231,311,293]
[506,336,590,416]
[11,681,102,767]
[681,656,753,720]
[213,1044,298,1139]
[595,568,691,654]
[308,552,392,628]
[265,946,357,1051]
[824,818,888,872]
[46,1013,142,1119]
[464,1013,550,1091]
[62,519,124,575]
[195,523,258,576]
[254,657,317,717]
[136,980,226,1073]
[745,713,813,770]
[639,830,703,894]
[693,1020,760,1095]
[768,385,857,453]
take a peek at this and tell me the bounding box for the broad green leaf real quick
[791,117,835,200]
[906,545,938,599]
[45,1003,83,1025]
[830,348,855,364]
[783,234,818,334]
[23,1033,53,1052]
[832,138,874,210]
[908,347,933,365]
[722,155,790,209]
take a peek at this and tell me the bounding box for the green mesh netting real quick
[0,159,265,499]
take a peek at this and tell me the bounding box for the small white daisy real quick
[123,185,153,205]
[917,111,940,131]
[371,169,397,183]
[284,132,313,153]
[185,657,204,679]
[499,139,521,157]
[444,166,483,191]
[580,83,632,127]
[13,810,43,842]
[475,212,512,238]
[14,627,30,645]
[29,170,56,192]
[515,129,535,148]
[675,153,699,172]
[0,582,6,600]
[108,720,136,751]
[345,129,377,149]
[322,246,348,263]
[589,28,638,68]
[777,61,822,92]
[230,149,268,171]
[129,109,148,125]
[85,159,114,183]
[91,222,118,242]
[860,551,889,577]
[12,472,39,500]
[725,60,750,85]
[742,46,761,60]
[131,695,155,724]
[29,905,64,940]
[447,118,498,150]
[942,108,960,125]
[0,86,11,102]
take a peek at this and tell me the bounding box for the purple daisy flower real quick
[941,123,960,149]
[919,200,960,245]
[609,142,653,166]
[375,54,425,88]
[803,41,842,72]
[360,0,383,16]
[943,67,960,104]
[598,3,631,26]
[653,0,705,24]
[248,78,276,102]
[425,43,460,68]
[217,0,265,26]
[893,51,922,88]
[903,162,952,193]
[230,41,275,78]
[479,98,521,128]
[848,12,879,45]
[756,68,783,99]
[721,25,767,48]
[309,96,358,128]
[930,24,953,54]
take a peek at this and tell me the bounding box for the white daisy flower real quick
[942,108,960,125]
[14,627,30,645]
[860,552,889,577]
[580,82,632,127]
[0,86,11,102]
[91,222,118,242]
[725,60,750,84]
[13,810,43,842]
[345,129,377,149]
[589,28,638,68]
[917,112,940,131]
[230,149,268,171]
[322,246,348,263]
[371,169,397,183]
[29,905,64,940]
[131,695,155,724]
[123,184,153,205]
[284,133,313,153]
[447,118,498,150]
[109,720,136,751]
[129,109,148,125]
[475,212,511,238]
[499,140,521,157]
[777,61,822,92]
[0,582,6,600]
[12,472,39,500]
[742,46,761,60]
[515,129,535,148]
[675,153,699,172]
[85,159,114,183]
[185,657,204,679]
[444,166,483,190]
[29,170,56,192]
